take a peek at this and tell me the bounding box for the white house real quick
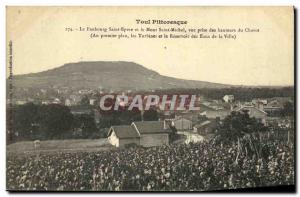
[107,121,171,148]
[107,125,140,148]
[65,99,72,106]
[171,117,193,131]
[223,95,234,103]
[200,109,231,120]
[89,98,96,105]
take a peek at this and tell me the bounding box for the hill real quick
[11,61,231,90]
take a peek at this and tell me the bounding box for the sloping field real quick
[7,138,112,155]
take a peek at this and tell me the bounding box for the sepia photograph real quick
[5,6,295,192]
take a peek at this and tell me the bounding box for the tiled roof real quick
[194,120,211,128]
[109,125,140,138]
[132,121,171,134]
[237,106,267,114]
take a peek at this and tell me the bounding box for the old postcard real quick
[6,6,295,192]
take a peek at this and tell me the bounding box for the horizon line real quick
[9,60,294,87]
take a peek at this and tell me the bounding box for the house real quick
[207,100,225,110]
[252,99,268,105]
[251,99,266,111]
[69,94,82,105]
[266,100,283,108]
[108,125,140,147]
[237,106,267,122]
[132,121,171,147]
[268,97,292,106]
[78,89,90,94]
[41,100,51,105]
[65,99,72,106]
[162,110,175,119]
[52,98,61,104]
[223,95,234,103]
[199,104,215,112]
[15,100,28,105]
[208,102,232,111]
[193,119,218,135]
[89,98,97,106]
[174,110,200,124]
[107,121,171,148]
[263,99,283,115]
[171,117,193,131]
[263,106,282,115]
[200,109,231,120]
[243,102,254,107]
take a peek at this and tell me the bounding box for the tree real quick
[119,108,142,124]
[38,104,74,139]
[214,111,270,160]
[80,95,90,106]
[281,101,294,117]
[76,114,98,138]
[11,103,39,141]
[216,110,268,143]
[143,108,159,121]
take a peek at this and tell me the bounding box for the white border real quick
[1,1,298,197]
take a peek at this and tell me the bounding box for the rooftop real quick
[109,125,140,138]
[132,121,171,134]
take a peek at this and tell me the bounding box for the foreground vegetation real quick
[7,137,294,191]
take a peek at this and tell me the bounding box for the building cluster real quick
[9,89,293,148]
[107,121,171,148]
[106,94,292,148]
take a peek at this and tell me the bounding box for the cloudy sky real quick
[7,6,294,86]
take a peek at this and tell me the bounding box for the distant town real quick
[6,85,294,148]
[6,60,294,192]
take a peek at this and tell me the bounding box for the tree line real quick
[7,103,159,144]
[147,87,294,101]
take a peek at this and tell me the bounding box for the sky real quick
[6,6,294,86]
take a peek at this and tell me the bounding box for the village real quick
[106,93,294,147]
[7,86,294,149]
[7,88,295,191]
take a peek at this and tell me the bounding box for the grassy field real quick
[7,138,113,155]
